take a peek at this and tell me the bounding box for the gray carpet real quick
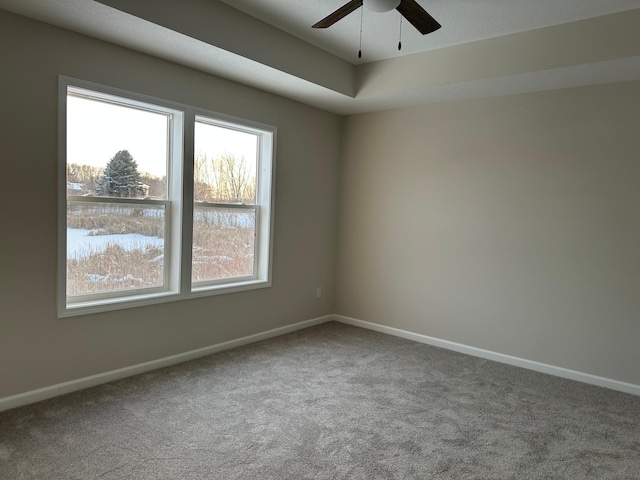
[1,321,639,479]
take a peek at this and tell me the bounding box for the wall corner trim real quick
[332,314,640,397]
[0,315,333,413]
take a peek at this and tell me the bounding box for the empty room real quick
[1,0,639,478]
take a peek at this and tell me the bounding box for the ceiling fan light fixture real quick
[363,0,401,13]
[312,0,441,41]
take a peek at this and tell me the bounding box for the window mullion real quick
[180,109,195,295]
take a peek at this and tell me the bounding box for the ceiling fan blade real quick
[396,0,441,35]
[312,0,363,29]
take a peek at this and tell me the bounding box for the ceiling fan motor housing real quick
[312,0,441,37]
[363,0,401,13]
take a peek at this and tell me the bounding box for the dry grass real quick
[67,204,165,237]
[192,224,254,282]
[67,244,165,295]
[67,206,255,295]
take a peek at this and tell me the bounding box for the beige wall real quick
[2,8,639,401]
[336,81,640,385]
[0,11,340,398]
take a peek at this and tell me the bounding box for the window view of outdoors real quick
[66,203,166,294]
[192,119,258,283]
[66,91,169,296]
[67,91,263,297]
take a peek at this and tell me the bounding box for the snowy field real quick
[67,228,164,259]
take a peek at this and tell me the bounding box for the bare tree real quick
[67,163,104,193]
[194,152,255,203]
[194,152,214,201]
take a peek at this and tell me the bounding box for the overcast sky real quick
[67,95,257,178]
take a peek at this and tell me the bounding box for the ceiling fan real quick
[312,0,441,35]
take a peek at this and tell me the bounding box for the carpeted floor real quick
[1,321,639,479]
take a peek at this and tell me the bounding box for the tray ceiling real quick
[1,0,640,115]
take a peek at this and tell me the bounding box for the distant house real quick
[66,182,85,196]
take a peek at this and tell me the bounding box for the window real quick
[192,118,259,286]
[58,78,275,317]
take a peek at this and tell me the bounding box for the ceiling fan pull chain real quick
[398,15,402,51]
[358,7,363,59]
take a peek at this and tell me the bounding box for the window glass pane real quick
[194,120,257,204]
[67,203,165,295]
[192,207,255,283]
[67,94,168,199]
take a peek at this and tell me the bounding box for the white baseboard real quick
[333,314,640,396]
[0,315,333,413]
[3,313,637,413]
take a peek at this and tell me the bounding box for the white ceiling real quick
[1,0,640,115]
[220,0,640,63]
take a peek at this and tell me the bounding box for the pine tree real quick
[96,150,145,198]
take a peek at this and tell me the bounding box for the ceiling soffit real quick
[1,0,640,114]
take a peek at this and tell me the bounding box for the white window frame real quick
[57,77,276,317]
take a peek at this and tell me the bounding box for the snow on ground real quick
[67,228,164,259]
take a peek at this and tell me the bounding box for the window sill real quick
[60,290,181,318]
[59,280,271,318]
[190,279,271,298]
